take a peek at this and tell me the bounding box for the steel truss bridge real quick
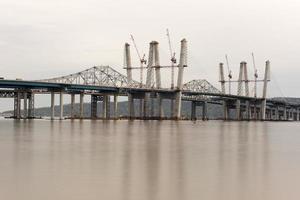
[0,64,298,121]
[1,38,299,121]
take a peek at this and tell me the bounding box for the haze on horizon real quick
[1,0,300,110]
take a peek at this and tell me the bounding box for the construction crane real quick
[166,29,176,89]
[251,52,258,97]
[225,54,232,94]
[130,34,146,87]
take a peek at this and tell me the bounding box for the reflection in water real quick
[1,120,300,200]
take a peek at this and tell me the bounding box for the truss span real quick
[182,79,221,101]
[183,79,220,94]
[38,66,142,88]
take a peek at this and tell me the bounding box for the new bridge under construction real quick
[0,38,299,121]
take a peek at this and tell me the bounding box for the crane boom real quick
[130,34,146,86]
[251,52,258,97]
[225,54,232,94]
[166,29,176,89]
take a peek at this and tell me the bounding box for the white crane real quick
[251,52,258,97]
[225,54,232,94]
[130,34,146,87]
[166,29,177,89]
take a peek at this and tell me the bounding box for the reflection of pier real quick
[0,39,299,121]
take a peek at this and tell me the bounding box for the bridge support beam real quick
[70,94,75,118]
[143,94,149,119]
[202,101,208,121]
[51,92,55,120]
[139,99,143,118]
[128,94,134,119]
[276,108,280,120]
[245,101,251,120]
[28,93,34,118]
[113,95,118,119]
[158,95,163,119]
[80,93,84,118]
[102,95,107,118]
[191,101,196,120]
[91,95,98,119]
[283,107,287,120]
[23,92,28,119]
[236,100,241,120]
[59,91,64,120]
[260,99,267,120]
[174,92,182,119]
[14,91,21,119]
[105,95,110,119]
[223,100,229,120]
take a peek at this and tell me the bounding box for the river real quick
[0,119,300,200]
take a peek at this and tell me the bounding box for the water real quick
[1,119,300,200]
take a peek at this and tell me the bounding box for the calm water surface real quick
[1,119,300,200]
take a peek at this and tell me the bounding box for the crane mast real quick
[166,29,176,89]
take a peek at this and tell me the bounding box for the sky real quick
[1,0,300,110]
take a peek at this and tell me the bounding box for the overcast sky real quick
[1,0,300,110]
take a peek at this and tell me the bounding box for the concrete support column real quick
[139,99,143,117]
[283,107,287,120]
[219,63,226,94]
[51,92,55,120]
[246,101,251,120]
[105,95,110,119]
[170,99,174,119]
[297,108,300,121]
[275,107,279,120]
[102,95,107,118]
[174,92,182,119]
[143,94,149,119]
[236,100,241,120]
[191,101,196,120]
[125,43,132,84]
[202,101,208,121]
[70,94,75,118]
[260,99,267,120]
[59,91,64,120]
[91,95,98,119]
[223,100,229,120]
[23,92,28,119]
[14,91,21,119]
[150,97,154,117]
[128,93,134,119]
[28,93,34,118]
[174,39,187,120]
[80,93,84,118]
[113,95,118,119]
[158,95,163,119]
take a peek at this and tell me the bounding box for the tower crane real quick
[166,29,177,89]
[225,54,232,94]
[251,52,258,97]
[130,34,146,87]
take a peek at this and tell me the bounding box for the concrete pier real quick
[80,93,84,118]
[51,92,55,120]
[23,92,27,118]
[28,93,34,118]
[113,95,118,119]
[236,100,241,120]
[70,94,75,118]
[59,91,64,120]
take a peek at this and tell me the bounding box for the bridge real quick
[0,39,299,121]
